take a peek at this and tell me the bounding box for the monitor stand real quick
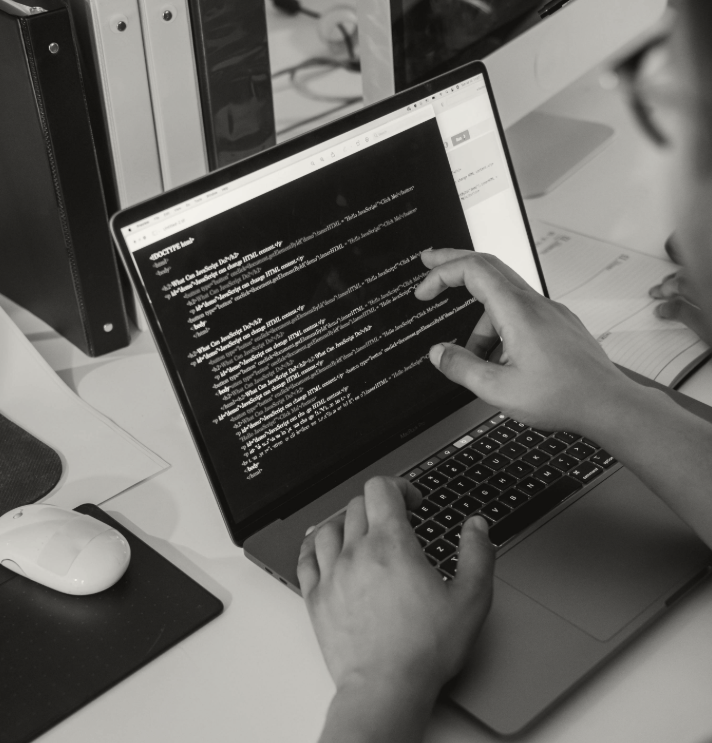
[505,111,614,199]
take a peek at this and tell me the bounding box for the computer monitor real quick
[359,0,666,196]
[359,0,667,128]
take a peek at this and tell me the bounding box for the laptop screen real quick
[114,63,544,541]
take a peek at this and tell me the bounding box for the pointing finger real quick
[414,253,528,335]
[452,516,495,604]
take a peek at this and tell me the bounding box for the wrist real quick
[580,376,669,449]
[320,671,440,743]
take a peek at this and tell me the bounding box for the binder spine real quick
[19,10,129,355]
[138,0,207,190]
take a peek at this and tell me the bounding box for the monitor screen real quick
[116,65,543,538]
[390,0,543,91]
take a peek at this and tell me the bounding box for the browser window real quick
[119,71,539,524]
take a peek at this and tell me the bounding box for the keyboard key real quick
[409,513,423,527]
[420,472,449,490]
[549,453,578,472]
[418,457,441,471]
[448,475,478,494]
[452,495,480,516]
[491,472,517,490]
[570,461,603,484]
[436,445,458,460]
[413,500,441,521]
[471,437,500,456]
[554,431,580,445]
[503,419,528,433]
[489,426,517,445]
[533,465,562,485]
[434,508,465,529]
[487,414,508,427]
[425,539,456,561]
[444,525,462,546]
[415,520,446,541]
[469,483,501,504]
[516,431,545,448]
[516,477,546,496]
[418,535,429,548]
[590,450,617,469]
[499,441,527,460]
[539,438,567,456]
[453,435,474,448]
[581,437,601,450]
[435,460,467,478]
[440,554,459,577]
[454,448,482,467]
[504,461,534,479]
[567,442,597,460]
[521,448,549,467]
[426,552,438,566]
[428,488,458,507]
[464,464,495,484]
[482,452,512,471]
[413,477,433,495]
[488,476,581,546]
[480,500,513,522]
[499,489,529,508]
[468,423,493,438]
[403,468,423,481]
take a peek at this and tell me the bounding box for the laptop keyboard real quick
[400,413,617,580]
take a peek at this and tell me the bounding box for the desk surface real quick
[8,27,712,743]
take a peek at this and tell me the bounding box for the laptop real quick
[110,61,712,735]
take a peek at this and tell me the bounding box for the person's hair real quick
[684,0,712,172]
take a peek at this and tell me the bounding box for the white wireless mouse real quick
[0,504,131,595]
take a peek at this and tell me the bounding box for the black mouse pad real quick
[0,412,63,517]
[0,504,224,743]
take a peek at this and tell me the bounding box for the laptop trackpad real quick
[495,469,710,641]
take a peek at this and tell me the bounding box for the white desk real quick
[8,49,712,743]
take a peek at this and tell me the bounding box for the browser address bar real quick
[126,104,436,251]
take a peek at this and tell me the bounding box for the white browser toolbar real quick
[125,105,435,251]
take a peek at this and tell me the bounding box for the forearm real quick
[318,675,439,743]
[582,380,712,548]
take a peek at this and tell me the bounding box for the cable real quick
[271,0,320,19]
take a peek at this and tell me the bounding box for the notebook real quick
[110,61,712,734]
[533,221,711,387]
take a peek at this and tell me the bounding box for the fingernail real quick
[471,515,489,532]
[655,303,669,318]
[305,525,315,536]
[429,344,444,369]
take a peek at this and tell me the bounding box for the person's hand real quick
[649,269,712,345]
[298,476,494,696]
[414,249,635,434]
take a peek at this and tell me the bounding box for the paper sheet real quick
[533,221,711,387]
[0,305,168,510]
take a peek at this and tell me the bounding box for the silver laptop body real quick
[111,61,712,735]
